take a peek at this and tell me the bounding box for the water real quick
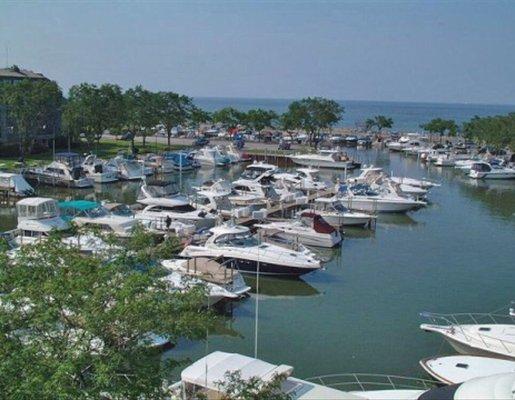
[194,97,515,131]
[1,149,514,381]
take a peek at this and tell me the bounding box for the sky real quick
[1,0,515,105]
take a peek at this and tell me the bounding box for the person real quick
[165,215,172,231]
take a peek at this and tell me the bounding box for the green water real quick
[1,149,514,380]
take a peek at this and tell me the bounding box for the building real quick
[0,65,49,84]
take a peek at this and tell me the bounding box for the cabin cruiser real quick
[241,161,278,181]
[310,197,376,228]
[255,213,342,248]
[390,176,439,190]
[13,197,69,246]
[434,154,456,167]
[217,144,243,163]
[193,147,231,167]
[59,200,137,238]
[162,151,197,171]
[469,162,515,180]
[386,135,413,151]
[272,167,328,192]
[161,257,251,297]
[419,355,515,385]
[81,154,118,183]
[180,223,323,276]
[420,308,515,360]
[25,155,93,188]
[106,155,146,180]
[230,179,279,207]
[454,159,481,173]
[0,172,34,197]
[61,234,116,255]
[289,149,361,170]
[140,153,175,173]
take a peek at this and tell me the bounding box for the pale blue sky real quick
[1,1,514,104]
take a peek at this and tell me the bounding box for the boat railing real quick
[306,373,437,392]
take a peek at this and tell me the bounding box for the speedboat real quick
[180,223,323,276]
[13,197,69,246]
[61,234,117,255]
[191,180,252,219]
[161,257,251,297]
[140,153,175,173]
[217,144,243,163]
[59,200,137,238]
[240,161,278,181]
[162,151,197,171]
[386,135,412,152]
[193,147,231,167]
[24,158,93,188]
[230,179,279,207]
[0,172,34,197]
[255,213,342,248]
[434,154,456,167]
[81,154,118,183]
[106,155,146,180]
[390,176,439,190]
[272,167,328,192]
[310,197,376,228]
[469,162,515,180]
[420,355,515,385]
[289,149,361,170]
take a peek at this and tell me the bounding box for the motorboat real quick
[61,234,117,255]
[434,154,456,167]
[420,308,515,360]
[106,155,146,180]
[140,153,175,173]
[469,162,515,180]
[390,176,439,190]
[419,355,515,385]
[58,200,137,238]
[310,197,376,228]
[81,154,119,183]
[289,149,361,170]
[386,135,412,151]
[160,271,238,306]
[162,151,198,171]
[217,144,243,163]
[240,161,278,181]
[190,180,252,219]
[193,147,231,167]
[161,257,251,297]
[454,159,481,173]
[24,155,93,188]
[180,223,323,276]
[13,197,69,246]
[230,179,279,207]
[0,172,34,197]
[272,167,328,192]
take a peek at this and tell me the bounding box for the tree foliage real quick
[217,371,293,400]
[365,115,393,132]
[155,92,195,148]
[244,109,278,132]
[212,107,245,129]
[281,97,343,147]
[0,233,215,399]
[463,113,515,150]
[420,118,458,138]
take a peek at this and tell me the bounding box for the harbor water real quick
[1,148,514,380]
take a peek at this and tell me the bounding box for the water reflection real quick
[245,276,321,299]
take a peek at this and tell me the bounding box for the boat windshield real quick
[332,202,349,212]
[215,233,259,247]
[214,196,232,210]
[86,207,109,218]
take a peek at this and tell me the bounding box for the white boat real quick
[240,161,278,181]
[61,234,117,255]
[255,213,342,248]
[272,167,328,192]
[218,144,243,163]
[310,197,376,227]
[390,176,439,189]
[469,162,515,180]
[0,172,34,197]
[161,257,251,297]
[24,160,93,188]
[191,180,252,219]
[419,355,515,385]
[230,178,279,207]
[434,154,456,167]
[180,223,323,276]
[14,197,69,246]
[139,153,175,173]
[193,147,231,167]
[81,154,119,183]
[420,309,515,360]
[106,155,146,180]
[386,135,412,152]
[289,149,361,170]
[454,159,481,173]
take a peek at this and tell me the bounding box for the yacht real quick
[419,355,515,385]
[191,180,252,219]
[386,135,412,152]
[434,154,456,167]
[162,151,198,171]
[193,147,231,167]
[59,200,137,238]
[81,154,119,183]
[106,155,146,180]
[217,144,243,163]
[272,167,328,192]
[0,172,34,197]
[230,179,279,207]
[24,158,93,188]
[289,149,361,170]
[14,197,69,246]
[390,176,439,190]
[255,213,342,248]
[180,223,323,276]
[310,197,376,228]
[61,234,117,255]
[140,153,175,173]
[240,161,278,181]
[161,257,251,297]
[469,162,515,180]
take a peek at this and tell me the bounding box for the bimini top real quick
[59,200,99,212]
[181,351,294,392]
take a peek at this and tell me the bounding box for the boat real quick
[81,154,119,183]
[191,180,252,219]
[390,176,439,190]
[419,355,515,385]
[240,161,278,181]
[24,153,93,188]
[434,154,456,167]
[289,149,361,170]
[61,233,117,255]
[0,172,34,197]
[162,151,198,171]
[386,135,412,151]
[217,144,243,163]
[420,308,515,360]
[469,162,515,180]
[255,213,342,248]
[58,200,137,238]
[310,197,376,227]
[161,257,251,297]
[272,167,328,192]
[180,223,323,276]
[13,197,69,246]
[230,179,279,207]
[193,147,231,167]
[140,153,175,173]
[106,155,146,180]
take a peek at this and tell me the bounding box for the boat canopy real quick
[59,200,99,212]
[0,172,34,195]
[17,197,59,219]
[181,351,294,393]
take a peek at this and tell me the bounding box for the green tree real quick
[0,235,215,399]
[212,107,245,130]
[245,109,278,132]
[281,97,343,147]
[190,106,211,129]
[125,85,161,150]
[420,118,458,142]
[365,115,393,132]
[463,113,515,150]
[154,92,195,149]
[217,370,293,400]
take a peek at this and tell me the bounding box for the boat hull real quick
[339,197,424,213]
[290,158,360,170]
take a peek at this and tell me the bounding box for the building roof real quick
[0,66,48,80]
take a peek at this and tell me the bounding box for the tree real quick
[463,113,515,150]
[212,107,245,130]
[420,118,458,142]
[0,79,63,154]
[0,233,215,399]
[125,85,160,150]
[365,115,393,132]
[281,97,343,147]
[245,109,278,132]
[155,92,195,148]
[190,106,211,129]
[217,370,293,400]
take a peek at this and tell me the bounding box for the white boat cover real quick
[455,372,515,399]
[0,173,33,195]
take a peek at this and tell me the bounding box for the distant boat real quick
[161,151,197,171]
[0,172,34,197]
[289,149,361,170]
[469,162,515,180]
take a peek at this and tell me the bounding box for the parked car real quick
[278,140,291,150]
[194,136,209,147]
